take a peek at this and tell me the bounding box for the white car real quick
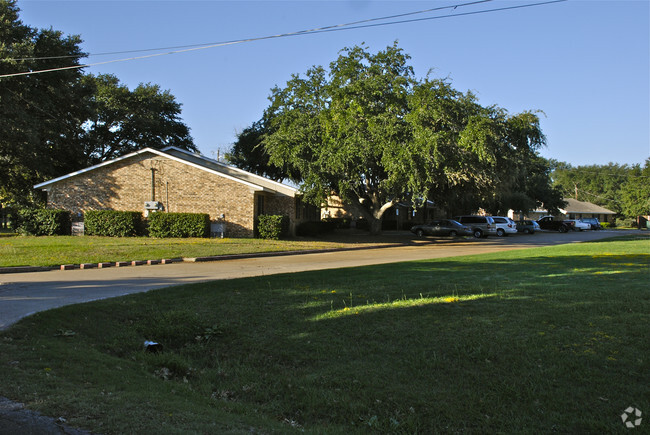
[565,219,591,231]
[491,216,518,236]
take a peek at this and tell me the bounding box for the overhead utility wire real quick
[5,0,495,62]
[0,0,567,79]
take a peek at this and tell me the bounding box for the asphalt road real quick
[0,230,643,330]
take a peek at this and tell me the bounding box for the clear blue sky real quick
[16,0,650,167]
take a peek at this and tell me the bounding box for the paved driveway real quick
[0,230,641,330]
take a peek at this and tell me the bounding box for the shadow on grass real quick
[1,240,648,433]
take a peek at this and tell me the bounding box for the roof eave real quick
[33,148,158,189]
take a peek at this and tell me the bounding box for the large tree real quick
[0,0,88,204]
[619,159,650,218]
[80,74,196,165]
[226,120,290,182]
[253,43,550,233]
[0,1,195,205]
[263,44,415,234]
[405,80,556,217]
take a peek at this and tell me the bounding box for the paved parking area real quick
[0,230,643,330]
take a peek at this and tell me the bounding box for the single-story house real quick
[34,146,318,237]
[321,195,439,230]
[526,198,616,223]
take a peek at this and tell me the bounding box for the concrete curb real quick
[0,266,54,274]
[0,244,410,275]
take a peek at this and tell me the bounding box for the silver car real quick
[491,216,518,236]
[452,215,498,238]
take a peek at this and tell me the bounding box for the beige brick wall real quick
[43,152,271,237]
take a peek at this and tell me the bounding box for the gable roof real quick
[161,146,298,196]
[560,198,616,215]
[34,147,299,197]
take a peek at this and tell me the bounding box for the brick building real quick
[34,147,318,237]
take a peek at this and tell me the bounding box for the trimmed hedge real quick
[85,210,145,237]
[257,215,289,239]
[148,212,210,238]
[13,208,71,236]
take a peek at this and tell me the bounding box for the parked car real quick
[516,220,539,234]
[411,219,471,237]
[580,217,602,230]
[536,216,574,233]
[491,216,518,236]
[453,215,497,238]
[565,219,591,231]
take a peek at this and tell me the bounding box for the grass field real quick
[0,236,648,433]
[0,235,373,267]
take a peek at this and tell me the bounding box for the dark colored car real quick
[516,220,539,234]
[411,219,471,237]
[536,216,574,233]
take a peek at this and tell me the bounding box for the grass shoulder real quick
[0,233,407,267]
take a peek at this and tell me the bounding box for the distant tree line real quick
[228,43,566,233]
[550,159,650,220]
[0,0,195,206]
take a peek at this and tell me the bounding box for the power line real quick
[0,0,567,79]
[3,0,495,62]
[553,169,649,178]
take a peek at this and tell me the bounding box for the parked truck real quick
[536,216,574,233]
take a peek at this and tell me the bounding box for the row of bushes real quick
[85,211,212,238]
[12,209,297,239]
[13,209,212,238]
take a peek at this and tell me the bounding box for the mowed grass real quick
[0,236,648,433]
[0,235,361,267]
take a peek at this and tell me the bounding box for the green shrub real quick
[600,221,612,229]
[148,212,210,238]
[84,210,145,237]
[13,208,71,236]
[257,215,289,239]
[614,217,635,228]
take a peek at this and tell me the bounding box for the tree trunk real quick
[369,216,383,235]
[346,193,395,236]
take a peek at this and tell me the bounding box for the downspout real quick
[150,168,155,201]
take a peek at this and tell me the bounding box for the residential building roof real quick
[34,147,299,197]
[560,198,616,215]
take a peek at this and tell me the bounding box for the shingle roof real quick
[560,198,616,215]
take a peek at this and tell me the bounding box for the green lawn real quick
[0,235,368,267]
[0,236,648,433]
